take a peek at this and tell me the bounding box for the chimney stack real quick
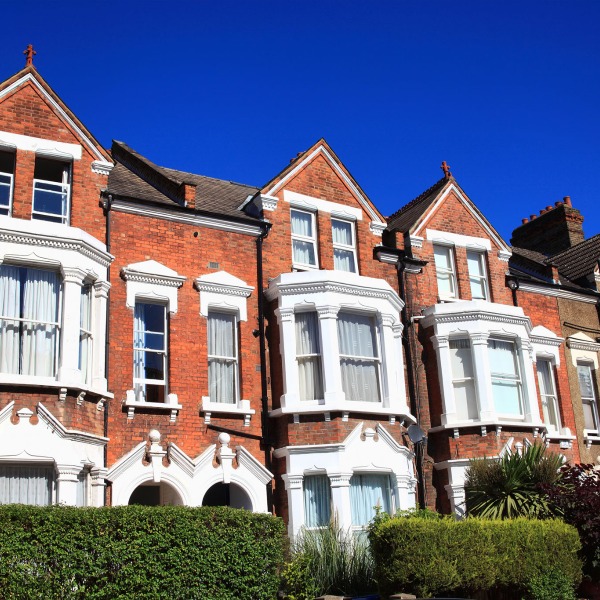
[511,196,584,255]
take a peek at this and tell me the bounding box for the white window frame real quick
[577,361,599,434]
[0,265,62,377]
[537,358,561,433]
[79,282,93,385]
[337,311,382,403]
[449,338,478,421]
[303,473,331,529]
[433,244,457,300]
[291,208,318,269]
[133,301,168,403]
[31,156,71,225]
[295,310,324,402]
[0,463,56,506]
[207,309,239,405]
[0,148,15,216]
[349,472,394,532]
[331,217,358,273]
[466,249,489,301]
[488,338,524,419]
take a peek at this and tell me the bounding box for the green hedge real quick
[0,505,285,600]
[368,515,582,599]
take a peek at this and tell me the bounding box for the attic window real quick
[32,156,71,224]
[0,149,15,216]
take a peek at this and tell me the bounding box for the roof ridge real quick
[548,233,600,260]
[387,176,448,221]
[160,166,257,190]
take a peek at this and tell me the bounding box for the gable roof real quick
[260,138,385,224]
[0,66,112,163]
[108,141,260,220]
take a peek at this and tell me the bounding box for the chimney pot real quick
[564,196,572,207]
[530,214,537,220]
[555,201,562,207]
[546,205,553,211]
[540,209,546,215]
[522,218,529,224]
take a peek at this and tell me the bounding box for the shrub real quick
[524,570,577,600]
[281,519,375,599]
[542,463,600,581]
[0,504,285,599]
[368,515,582,599]
[465,443,563,519]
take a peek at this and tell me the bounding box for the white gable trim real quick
[413,184,511,257]
[0,73,109,163]
[263,145,383,224]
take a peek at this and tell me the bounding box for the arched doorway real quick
[202,482,252,510]
[128,481,183,506]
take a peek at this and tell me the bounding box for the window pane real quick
[450,339,478,420]
[537,359,560,431]
[450,339,473,379]
[350,474,392,526]
[492,380,522,414]
[291,210,313,237]
[338,314,377,358]
[34,157,68,182]
[208,312,237,404]
[334,248,356,272]
[577,364,594,398]
[0,465,54,505]
[134,303,167,402]
[295,312,323,401]
[434,246,451,270]
[304,475,331,527]
[488,340,518,377]
[332,220,352,245]
[292,239,316,266]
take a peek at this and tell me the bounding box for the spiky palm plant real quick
[465,443,563,519]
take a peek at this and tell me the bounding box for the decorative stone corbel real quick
[76,391,86,406]
[216,433,235,484]
[147,430,167,483]
[59,388,67,402]
[96,398,106,411]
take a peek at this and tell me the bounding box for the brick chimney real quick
[510,197,584,255]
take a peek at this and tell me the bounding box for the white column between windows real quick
[395,472,417,510]
[392,322,409,413]
[282,473,304,538]
[471,332,495,421]
[92,280,110,392]
[56,465,80,506]
[90,467,107,507]
[329,473,353,530]
[432,335,457,425]
[317,305,344,403]
[380,314,405,410]
[58,267,87,385]
[276,307,300,408]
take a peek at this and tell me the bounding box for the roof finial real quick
[441,160,452,179]
[23,44,36,67]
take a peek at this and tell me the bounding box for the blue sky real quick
[1,1,598,242]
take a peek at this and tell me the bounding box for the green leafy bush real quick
[0,504,285,600]
[524,570,577,600]
[368,515,582,599]
[281,519,375,599]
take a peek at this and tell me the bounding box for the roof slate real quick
[386,177,449,232]
[549,234,600,282]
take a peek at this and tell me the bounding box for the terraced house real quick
[0,52,597,527]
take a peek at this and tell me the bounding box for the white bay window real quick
[489,339,523,417]
[303,474,331,528]
[295,312,323,402]
[537,359,561,433]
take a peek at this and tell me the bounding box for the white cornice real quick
[236,446,273,484]
[369,222,386,237]
[195,273,253,298]
[0,73,109,162]
[0,130,82,159]
[91,160,114,176]
[264,145,382,223]
[106,442,146,482]
[422,307,530,330]
[0,220,113,268]
[110,199,263,237]
[516,282,599,304]
[121,268,186,288]
[567,336,600,353]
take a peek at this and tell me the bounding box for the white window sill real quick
[292,263,319,272]
[429,419,546,438]
[583,430,600,448]
[201,397,255,427]
[124,391,181,423]
[269,401,415,424]
[0,374,113,400]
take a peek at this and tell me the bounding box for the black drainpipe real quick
[102,192,113,506]
[396,258,426,509]
[256,221,273,511]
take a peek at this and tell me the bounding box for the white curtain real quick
[295,312,323,401]
[537,360,559,431]
[332,220,355,272]
[577,364,598,430]
[488,339,522,415]
[208,312,236,404]
[21,269,59,377]
[0,465,53,505]
[450,339,478,420]
[303,475,331,528]
[337,313,380,402]
[467,251,487,300]
[0,266,21,374]
[79,285,92,383]
[350,474,392,527]
[291,210,316,265]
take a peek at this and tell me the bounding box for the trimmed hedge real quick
[368,515,582,599]
[0,504,285,599]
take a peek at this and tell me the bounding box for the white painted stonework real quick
[108,430,272,512]
[0,216,112,394]
[275,423,417,537]
[266,270,413,420]
[0,402,107,507]
[195,270,254,322]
